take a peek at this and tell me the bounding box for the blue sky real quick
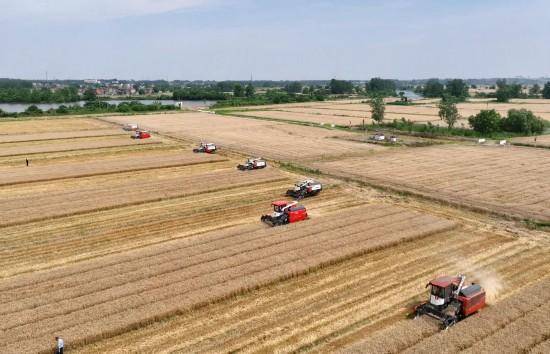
[1,0,549,80]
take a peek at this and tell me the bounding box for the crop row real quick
[0,136,160,157]
[0,166,284,226]
[0,129,124,144]
[0,204,455,353]
[0,151,225,186]
[70,226,550,353]
[311,145,550,222]
[102,113,382,161]
[344,275,550,354]
[2,178,339,278]
[0,118,115,135]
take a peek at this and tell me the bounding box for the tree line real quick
[0,100,177,118]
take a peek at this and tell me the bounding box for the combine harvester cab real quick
[371,132,386,141]
[414,274,486,329]
[123,123,139,131]
[286,179,322,199]
[237,157,267,170]
[261,201,308,227]
[132,130,151,139]
[193,142,217,154]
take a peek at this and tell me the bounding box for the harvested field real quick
[3,178,349,277]
[234,106,466,127]
[512,134,550,148]
[233,98,550,128]
[0,136,160,157]
[235,109,374,126]
[101,112,385,161]
[1,114,548,354]
[0,150,225,186]
[0,163,284,226]
[343,276,550,354]
[0,203,455,353]
[72,225,550,354]
[311,144,550,222]
[0,129,124,143]
[0,118,114,134]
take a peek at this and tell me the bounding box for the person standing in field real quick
[55,336,64,354]
[25,158,29,167]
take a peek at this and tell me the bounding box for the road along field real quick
[0,161,287,227]
[72,220,550,354]
[101,112,385,161]
[0,203,456,353]
[310,144,550,223]
[343,275,550,354]
[0,150,225,186]
[0,117,115,134]
[0,135,161,157]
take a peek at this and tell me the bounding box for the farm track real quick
[0,204,455,353]
[0,164,284,226]
[0,151,225,186]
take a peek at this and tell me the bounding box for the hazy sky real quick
[1,0,549,80]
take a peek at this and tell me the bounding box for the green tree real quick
[422,79,444,98]
[445,79,469,100]
[245,84,255,97]
[365,78,396,97]
[495,79,522,102]
[369,96,385,123]
[529,84,541,96]
[542,82,550,99]
[233,84,244,97]
[501,109,544,134]
[284,82,302,94]
[83,88,97,101]
[438,97,460,129]
[24,105,43,116]
[328,79,353,94]
[468,110,502,134]
[496,79,511,103]
[56,105,69,114]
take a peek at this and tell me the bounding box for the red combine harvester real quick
[414,274,486,329]
[132,130,151,139]
[261,201,308,226]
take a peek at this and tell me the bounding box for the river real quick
[0,100,216,113]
